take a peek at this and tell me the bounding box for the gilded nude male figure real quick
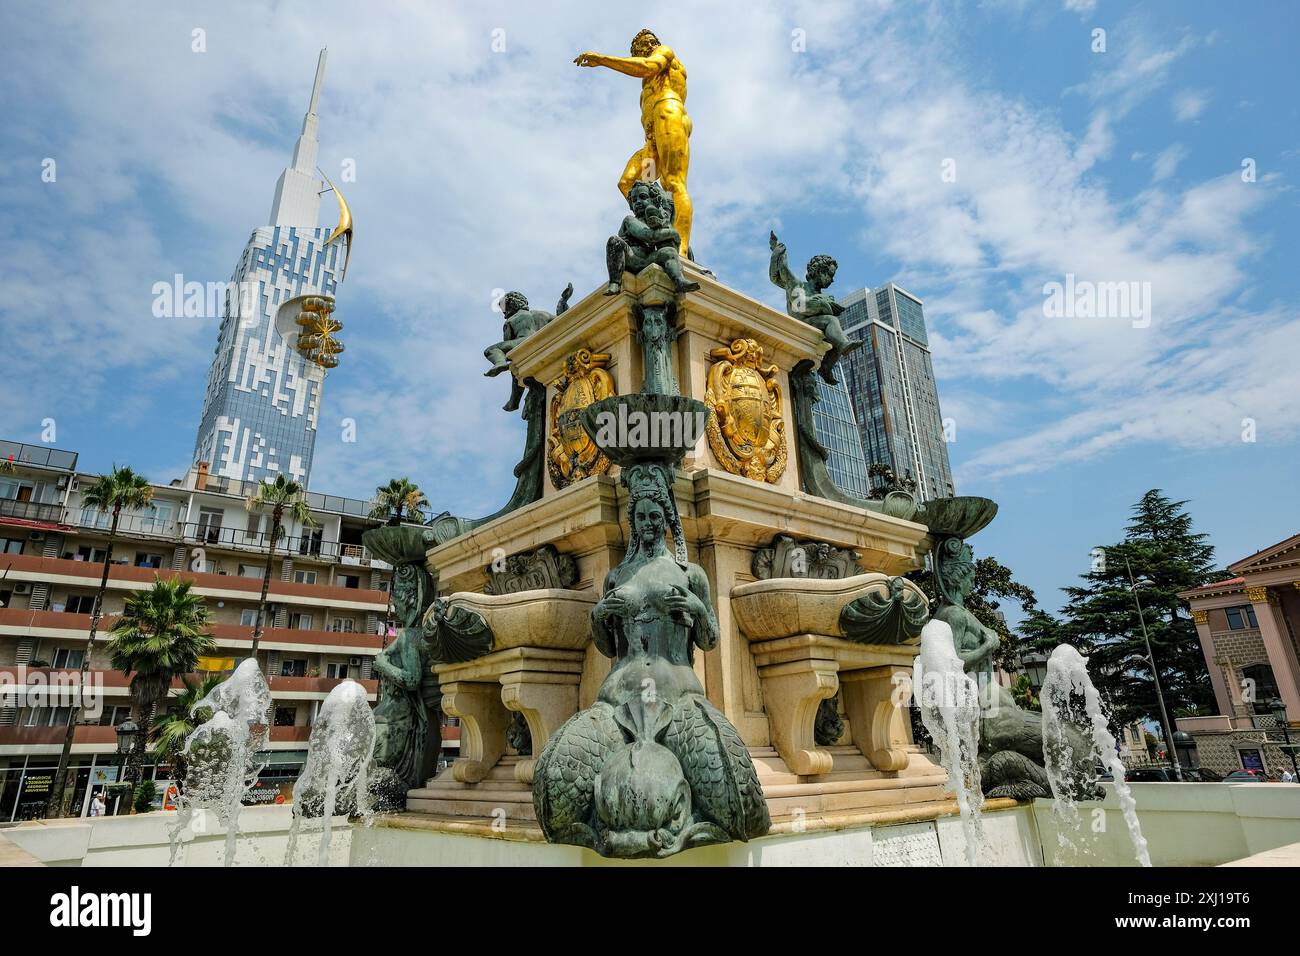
[575,29,694,256]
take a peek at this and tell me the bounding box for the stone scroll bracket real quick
[756,656,840,776]
[840,665,913,772]
[437,647,587,786]
[500,667,583,785]
[749,635,918,777]
[441,680,511,784]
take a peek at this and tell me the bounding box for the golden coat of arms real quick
[704,338,787,484]
[548,348,617,489]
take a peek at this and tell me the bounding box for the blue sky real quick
[1,1,1296,619]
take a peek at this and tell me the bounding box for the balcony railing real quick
[0,440,78,471]
[0,554,391,607]
[193,475,378,519]
[0,667,377,706]
[74,511,178,537]
[0,498,66,524]
[174,521,380,567]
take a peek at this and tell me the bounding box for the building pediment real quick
[1228,533,1300,576]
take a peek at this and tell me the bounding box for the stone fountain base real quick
[405,743,953,830]
[8,783,1300,866]
[353,797,1037,867]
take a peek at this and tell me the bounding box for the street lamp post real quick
[1268,697,1300,781]
[1018,649,1049,691]
[1173,730,1199,776]
[1124,555,1183,781]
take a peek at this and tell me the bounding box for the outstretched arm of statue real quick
[555,283,574,315]
[768,231,797,291]
[573,47,670,78]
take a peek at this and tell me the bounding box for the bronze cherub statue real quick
[768,231,861,384]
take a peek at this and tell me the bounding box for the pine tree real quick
[1054,489,1219,726]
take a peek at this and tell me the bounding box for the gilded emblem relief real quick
[547,348,617,488]
[704,338,787,483]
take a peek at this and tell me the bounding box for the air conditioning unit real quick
[348,657,362,667]
[28,531,45,541]
[13,583,31,595]
[56,476,69,490]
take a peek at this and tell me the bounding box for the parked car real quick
[1115,767,1222,782]
[1222,769,1271,783]
[1125,767,1177,782]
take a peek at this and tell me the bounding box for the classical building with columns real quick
[1177,533,1300,778]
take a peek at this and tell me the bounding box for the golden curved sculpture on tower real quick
[320,169,353,280]
[574,28,693,255]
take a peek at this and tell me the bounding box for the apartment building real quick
[0,437,456,820]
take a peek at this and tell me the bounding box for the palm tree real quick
[47,464,153,816]
[106,577,215,785]
[246,475,315,657]
[151,671,225,790]
[368,477,428,525]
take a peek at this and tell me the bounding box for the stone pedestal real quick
[508,261,826,499]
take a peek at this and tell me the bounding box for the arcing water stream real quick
[914,619,987,865]
[1041,644,1151,867]
[285,679,376,865]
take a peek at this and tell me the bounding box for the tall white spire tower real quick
[269,48,327,227]
[193,49,348,488]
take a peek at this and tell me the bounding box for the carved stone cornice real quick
[484,543,578,594]
[752,533,862,580]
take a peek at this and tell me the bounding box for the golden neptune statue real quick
[575,29,694,256]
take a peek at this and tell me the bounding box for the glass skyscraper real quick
[836,284,955,502]
[811,377,872,499]
[193,50,346,488]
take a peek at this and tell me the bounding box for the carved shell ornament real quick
[703,338,787,484]
[547,348,617,489]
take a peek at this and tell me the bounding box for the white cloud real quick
[818,16,1292,481]
[1173,89,1210,122]
[1066,26,1203,118]
[1151,143,1188,182]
